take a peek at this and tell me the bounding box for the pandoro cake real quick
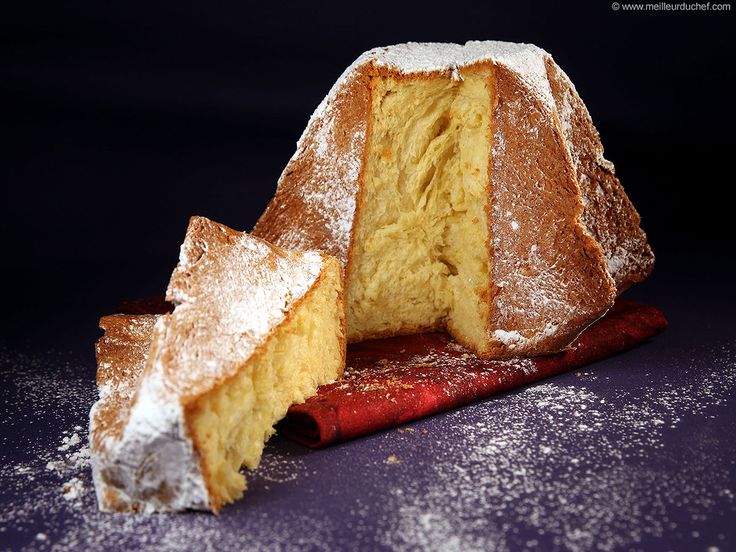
[89,216,345,512]
[253,40,654,358]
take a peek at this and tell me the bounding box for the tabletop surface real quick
[1,274,734,552]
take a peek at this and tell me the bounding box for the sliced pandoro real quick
[89,216,345,512]
[253,41,655,358]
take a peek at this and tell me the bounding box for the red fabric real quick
[277,301,667,448]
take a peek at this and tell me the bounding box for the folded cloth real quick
[277,301,667,448]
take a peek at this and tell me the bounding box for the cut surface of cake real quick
[253,41,654,358]
[89,216,345,512]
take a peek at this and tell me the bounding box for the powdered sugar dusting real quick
[0,346,338,549]
[268,60,368,264]
[291,102,366,262]
[91,353,210,512]
[165,217,323,394]
[2,334,734,550]
[329,341,539,402]
[1,347,95,533]
[489,66,618,355]
[491,193,587,346]
[366,41,554,111]
[375,341,736,551]
[493,328,526,349]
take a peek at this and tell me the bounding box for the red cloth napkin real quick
[277,301,667,447]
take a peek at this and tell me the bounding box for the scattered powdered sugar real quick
[373,342,736,552]
[57,433,81,452]
[61,477,85,502]
[0,347,95,538]
[2,337,734,550]
[0,346,336,550]
[333,344,539,401]
[250,446,310,486]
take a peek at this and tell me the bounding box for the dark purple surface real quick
[1,271,735,552]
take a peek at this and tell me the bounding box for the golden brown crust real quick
[544,59,654,292]
[486,63,616,357]
[344,65,376,289]
[92,314,160,450]
[253,66,373,269]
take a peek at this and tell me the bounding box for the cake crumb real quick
[385,455,402,465]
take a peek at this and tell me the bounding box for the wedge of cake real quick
[253,41,654,358]
[89,216,345,512]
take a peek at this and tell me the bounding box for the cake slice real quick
[89,216,345,512]
[253,41,654,358]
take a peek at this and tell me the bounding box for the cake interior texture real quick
[347,68,492,351]
[186,257,344,509]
